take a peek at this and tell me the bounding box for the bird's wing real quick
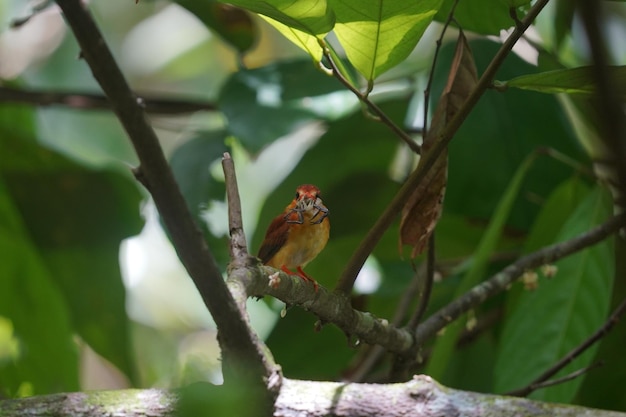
[257,213,290,264]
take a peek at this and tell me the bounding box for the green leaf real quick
[260,15,323,62]
[224,0,335,36]
[494,186,614,402]
[0,176,79,395]
[331,0,442,81]
[425,153,537,380]
[503,66,626,98]
[523,177,591,253]
[503,177,591,332]
[1,129,143,387]
[436,0,531,35]
[218,60,343,153]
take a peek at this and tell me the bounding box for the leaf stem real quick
[319,39,422,155]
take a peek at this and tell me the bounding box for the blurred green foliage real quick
[0,0,625,413]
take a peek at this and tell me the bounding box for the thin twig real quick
[509,362,604,397]
[0,86,217,114]
[539,147,596,179]
[507,297,626,397]
[10,0,54,28]
[393,263,427,326]
[320,41,422,155]
[414,213,625,346]
[390,238,440,382]
[408,235,436,330]
[422,0,460,139]
[54,0,277,389]
[334,0,551,295]
[223,152,249,260]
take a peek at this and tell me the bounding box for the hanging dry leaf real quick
[399,31,478,258]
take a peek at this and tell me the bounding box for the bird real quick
[258,184,330,291]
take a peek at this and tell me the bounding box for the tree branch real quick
[320,41,422,155]
[415,213,625,345]
[0,86,217,114]
[507,297,626,397]
[3,376,625,417]
[53,0,276,389]
[241,213,623,358]
[334,0,551,294]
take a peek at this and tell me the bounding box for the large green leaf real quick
[577,239,626,411]
[523,177,591,253]
[223,0,335,36]
[0,122,143,386]
[0,177,79,396]
[502,66,626,98]
[425,153,537,380]
[494,186,614,402]
[331,0,442,81]
[502,177,591,337]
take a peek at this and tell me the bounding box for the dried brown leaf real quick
[399,31,478,258]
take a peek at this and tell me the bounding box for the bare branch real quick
[0,86,217,114]
[422,0,460,139]
[334,0,551,294]
[242,214,624,358]
[223,152,249,261]
[409,235,436,330]
[509,362,604,397]
[415,213,625,346]
[53,0,276,388]
[252,269,414,353]
[320,41,422,155]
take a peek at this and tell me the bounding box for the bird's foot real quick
[280,265,319,292]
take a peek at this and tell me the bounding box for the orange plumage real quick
[258,184,330,290]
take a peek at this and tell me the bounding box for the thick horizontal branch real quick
[0,86,216,114]
[248,267,414,353]
[2,376,625,417]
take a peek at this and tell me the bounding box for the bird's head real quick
[296,184,321,205]
[295,184,322,209]
[291,184,328,224]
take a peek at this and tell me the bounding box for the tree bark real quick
[1,376,624,417]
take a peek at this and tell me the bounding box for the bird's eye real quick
[295,192,300,200]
